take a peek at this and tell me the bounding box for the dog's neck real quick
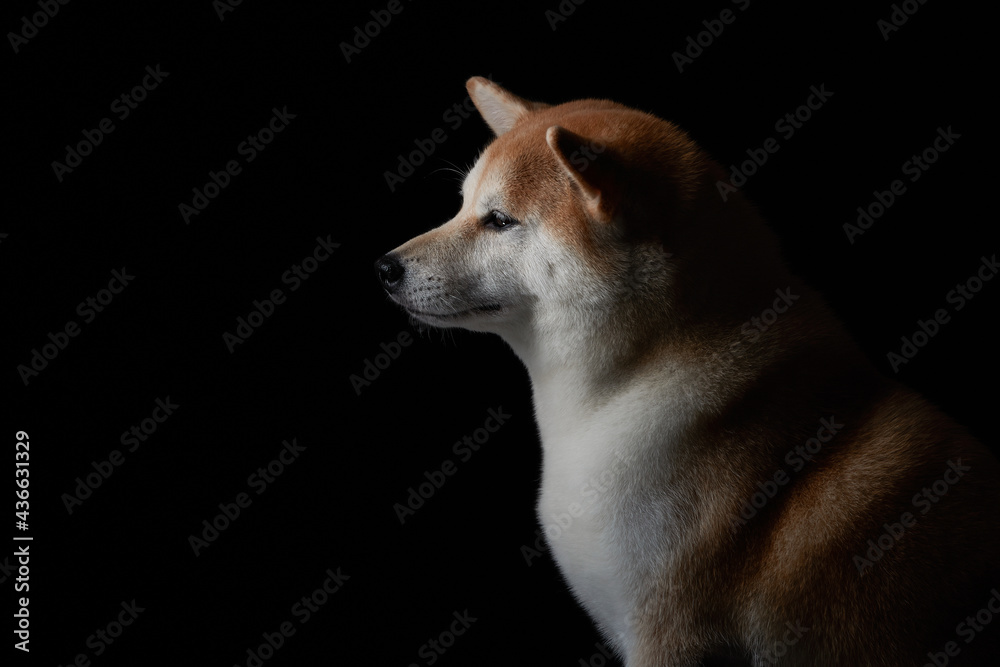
[498,263,822,435]
[499,297,707,420]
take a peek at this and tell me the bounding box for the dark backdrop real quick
[5,1,996,665]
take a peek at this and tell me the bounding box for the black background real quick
[4,1,996,665]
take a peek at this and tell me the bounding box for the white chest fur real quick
[537,425,630,638]
[533,376,690,647]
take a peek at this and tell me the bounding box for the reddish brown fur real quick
[460,78,1000,665]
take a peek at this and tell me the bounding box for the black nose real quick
[375,253,405,292]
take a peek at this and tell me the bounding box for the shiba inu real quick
[375,77,1000,665]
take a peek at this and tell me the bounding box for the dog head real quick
[376,77,775,358]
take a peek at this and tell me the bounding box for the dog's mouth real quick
[403,303,504,320]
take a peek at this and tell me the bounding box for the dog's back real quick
[624,334,1000,665]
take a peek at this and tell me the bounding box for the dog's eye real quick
[483,210,518,230]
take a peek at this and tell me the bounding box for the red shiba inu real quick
[376,77,1000,665]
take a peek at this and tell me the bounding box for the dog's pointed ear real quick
[467,77,547,136]
[546,125,618,223]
